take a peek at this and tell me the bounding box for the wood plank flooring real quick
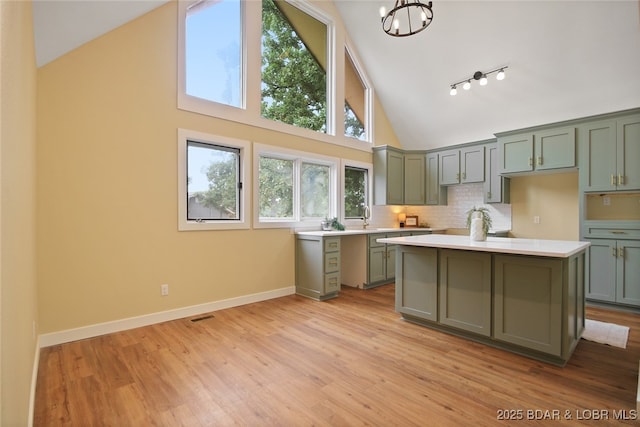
[34,284,640,426]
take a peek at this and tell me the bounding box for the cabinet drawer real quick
[325,272,340,293]
[583,226,640,240]
[324,252,340,273]
[324,237,340,252]
[368,233,386,248]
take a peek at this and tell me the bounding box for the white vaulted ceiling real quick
[32,0,640,150]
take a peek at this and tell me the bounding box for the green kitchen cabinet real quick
[586,238,640,307]
[439,249,491,336]
[484,143,510,204]
[403,153,426,205]
[367,232,401,288]
[439,146,485,185]
[395,246,438,321]
[579,114,640,192]
[497,127,576,175]
[295,235,341,300]
[426,152,447,205]
[373,146,426,205]
[373,146,404,205]
[494,255,564,356]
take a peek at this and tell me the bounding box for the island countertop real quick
[378,234,590,258]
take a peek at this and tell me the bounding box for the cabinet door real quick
[484,144,509,203]
[618,114,640,191]
[616,240,640,306]
[404,153,426,205]
[494,255,563,356]
[534,127,576,171]
[386,151,405,205]
[578,120,617,191]
[395,246,438,321]
[439,250,491,336]
[368,246,387,283]
[386,245,396,280]
[498,133,534,174]
[460,145,485,183]
[585,239,617,302]
[426,153,447,205]
[439,149,460,185]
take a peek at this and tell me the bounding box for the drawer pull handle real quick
[328,260,338,265]
[611,231,627,234]
[618,247,625,258]
[612,247,617,257]
[462,172,466,180]
[537,156,543,165]
[619,174,624,185]
[529,157,533,167]
[611,174,617,186]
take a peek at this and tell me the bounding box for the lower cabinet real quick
[586,238,640,307]
[295,235,341,301]
[439,250,491,336]
[395,246,585,365]
[367,232,401,288]
[494,255,563,356]
[395,246,438,321]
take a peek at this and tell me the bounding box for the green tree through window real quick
[261,0,327,133]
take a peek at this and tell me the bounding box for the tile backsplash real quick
[371,183,512,232]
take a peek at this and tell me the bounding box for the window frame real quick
[253,143,339,229]
[178,128,251,231]
[177,0,374,152]
[341,159,373,229]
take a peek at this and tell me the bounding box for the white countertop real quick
[295,227,447,237]
[378,234,590,258]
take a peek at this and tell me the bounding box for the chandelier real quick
[379,1,434,37]
[449,66,508,96]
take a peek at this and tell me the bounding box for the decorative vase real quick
[470,211,486,241]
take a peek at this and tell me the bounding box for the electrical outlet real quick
[533,216,540,224]
[161,284,169,296]
[603,196,611,206]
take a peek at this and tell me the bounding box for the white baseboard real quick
[39,286,295,348]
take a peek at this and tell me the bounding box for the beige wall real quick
[36,1,398,334]
[510,172,579,240]
[1,0,39,425]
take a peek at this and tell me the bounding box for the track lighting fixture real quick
[449,66,508,96]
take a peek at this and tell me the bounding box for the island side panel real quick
[439,249,492,337]
[396,246,438,321]
[494,255,563,357]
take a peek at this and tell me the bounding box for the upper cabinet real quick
[579,113,640,192]
[484,143,510,204]
[439,146,485,185]
[426,152,448,205]
[373,146,425,205]
[497,127,576,175]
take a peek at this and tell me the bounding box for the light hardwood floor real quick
[35,284,640,426]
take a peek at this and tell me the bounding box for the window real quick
[255,144,337,228]
[344,165,368,219]
[178,129,250,231]
[344,48,367,141]
[261,0,328,134]
[178,1,375,149]
[185,0,243,107]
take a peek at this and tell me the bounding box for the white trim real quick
[39,286,295,348]
[177,128,251,231]
[27,336,40,427]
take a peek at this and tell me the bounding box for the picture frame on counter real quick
[405,215,418,227]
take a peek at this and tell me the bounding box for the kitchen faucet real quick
[363,205,370,229]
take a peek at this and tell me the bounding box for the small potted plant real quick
[466,206,492,241]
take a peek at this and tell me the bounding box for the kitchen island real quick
[377,234,590,366]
